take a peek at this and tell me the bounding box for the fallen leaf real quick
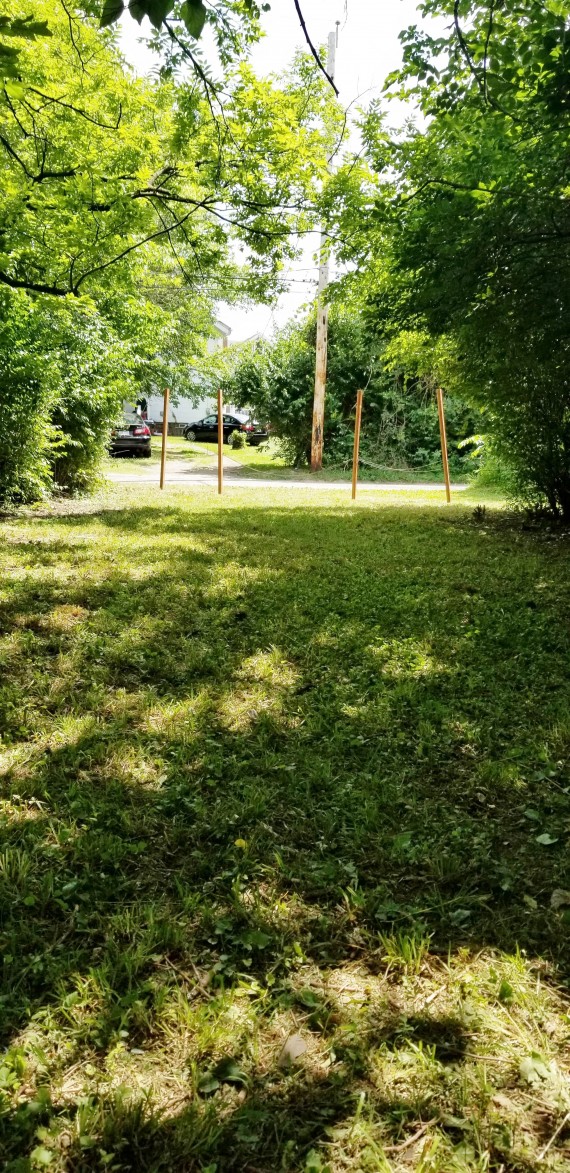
[491,1092,518,1111]
[550,889,570,910]
[278,1033,307,1067]
[535,833,558,846]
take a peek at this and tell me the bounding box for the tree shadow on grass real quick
[1,499,570,1167]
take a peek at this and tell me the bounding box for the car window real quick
[202,415,217,425]
[223,415,239,424]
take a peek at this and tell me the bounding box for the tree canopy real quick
[0,0,342,503]
[328,0,570,514]
[1,1,341,300]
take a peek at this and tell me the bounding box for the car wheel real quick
[185,429,197,442]
[142,449,152,458]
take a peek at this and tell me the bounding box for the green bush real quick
[0,291,56,503]
[221,308,477,471]
[48,311,129,494]
[230,429,247,450]
[0,290,128,504]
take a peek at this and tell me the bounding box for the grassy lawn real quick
[196,440,455,483]
[201,439,289,472]
[1,486,570,1171]
[103,437,213,476]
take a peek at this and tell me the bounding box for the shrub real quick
[230,429,247,450]
[0,291,56,503]
[221,308,477,471]
[0,290,129,504]
[49,310,129,494]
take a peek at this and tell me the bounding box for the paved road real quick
[107,460,467,493]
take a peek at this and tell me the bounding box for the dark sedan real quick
[110,416,152,457]
[183,414,268,446]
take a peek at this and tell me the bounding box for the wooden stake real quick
[217,387,223,496]
[436,386,451,504]
[351,389,363,501]
[159,386,169,490]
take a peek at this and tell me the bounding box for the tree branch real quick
[0,269,69,296]
[73,211,197,291]
[0,132,33,177]
[28,88,122,130]
[292,0,339,97]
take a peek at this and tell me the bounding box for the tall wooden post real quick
[159,386,169,490]
[217,387,224,496]
[311,301,328,471]
[310,29,337,473]
[436,387,451,504]
[351,390,363,501]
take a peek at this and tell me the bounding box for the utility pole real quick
[311,27,338,472]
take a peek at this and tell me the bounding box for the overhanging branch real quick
[292,0,339,97]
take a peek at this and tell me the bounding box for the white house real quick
[126,319,235,429]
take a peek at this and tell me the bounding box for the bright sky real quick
[120,0,429,340]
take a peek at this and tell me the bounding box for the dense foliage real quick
[1,2,339,300]
[221,309,476,472]
[330,1,570,513]
[0,0,341,502]
[4,0,570,510]
[0,289,129,501]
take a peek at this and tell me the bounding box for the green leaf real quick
[4,80,26,98]
[519,1052,550,1084]
[213,1057,247,1085]
[198,1073,220,1095]
[535,832,558,845]
[498,978,514,1003]
[305,1151,327,1172]
[241,929,271,949]
[129,0,171,30]
[100,0,125,29]
[393,831,412,852]
[0,43,20,78]
[30,1147,53,1167]
[0,18,52,40]
[180,0,207,39]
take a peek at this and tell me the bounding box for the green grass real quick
[1,485,570,1171]
[202,438,289,470]
[103,436,213,476]
[192,439,461,483]
[107,433,468,486]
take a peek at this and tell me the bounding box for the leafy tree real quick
[331,1,570,514]
[1,1,340,299]
[220,308,476,471]
[0,2,341,502]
